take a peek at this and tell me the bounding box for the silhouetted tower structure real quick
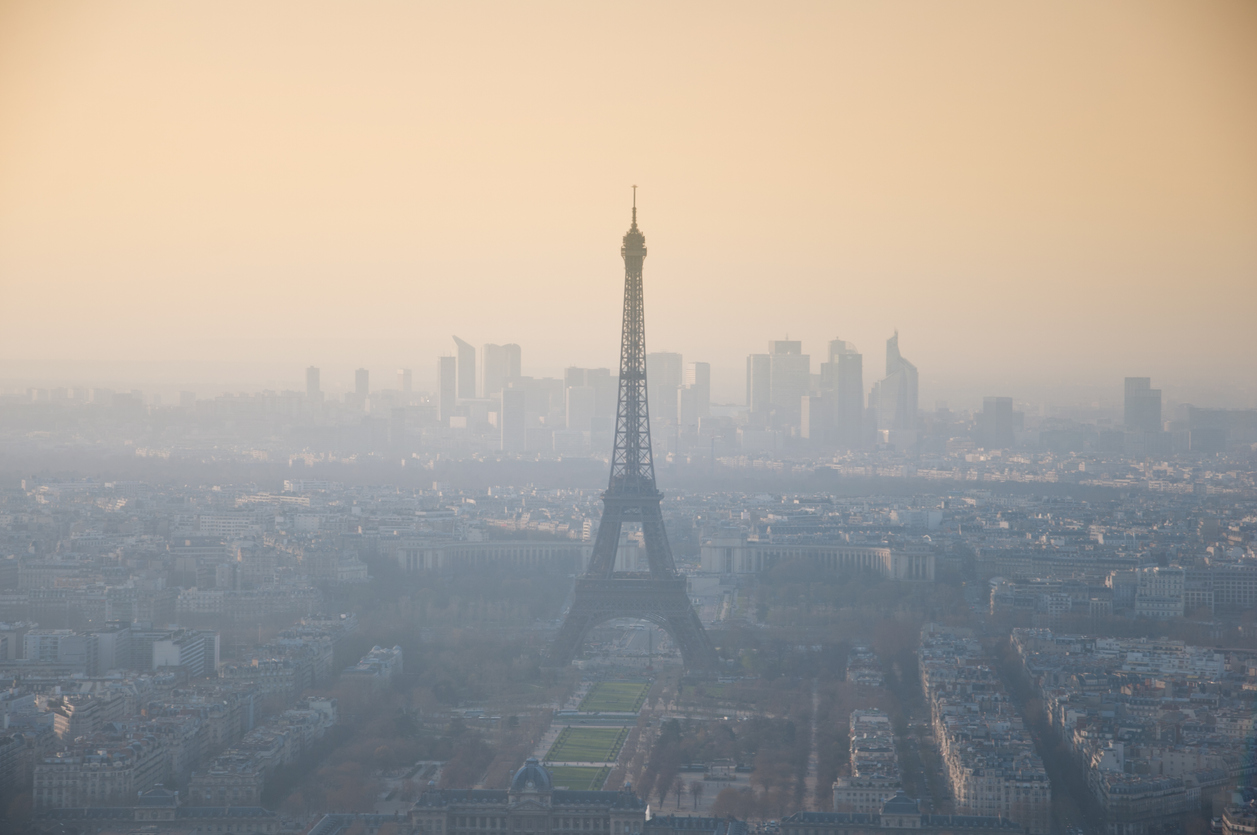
[547,191,720,672]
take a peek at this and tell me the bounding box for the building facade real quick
[410,759,647,835]
[394,540,592,574]
[784,794,1022,835]
[699,539,933,581]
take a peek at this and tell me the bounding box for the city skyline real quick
[2,4,1256,833]
[0,334,1240,417]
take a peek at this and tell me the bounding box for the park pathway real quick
[804,678,820,809]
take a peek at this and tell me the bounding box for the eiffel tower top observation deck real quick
[609,186,656,497]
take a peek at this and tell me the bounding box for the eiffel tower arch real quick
[546,190,720,673]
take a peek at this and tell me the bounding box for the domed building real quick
[411,758,646,835]
[511,758,554,793]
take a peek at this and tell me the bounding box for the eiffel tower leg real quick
[639,506,678,576]
[547,609,594,668]
[665,605,721,672]
[584,505,624,577]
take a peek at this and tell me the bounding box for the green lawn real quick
[547,766,610,791]
[545,727,629,763]
[578,682,650,713]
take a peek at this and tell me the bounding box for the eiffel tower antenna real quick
[546,190,720,672]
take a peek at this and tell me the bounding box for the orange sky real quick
[1,1,1254,406]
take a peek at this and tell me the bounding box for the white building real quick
[699,538,933,581]
[153,630,220,677]
[1134,566,1185,619]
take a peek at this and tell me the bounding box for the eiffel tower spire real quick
[609,185,655,496]
[546,191,720,672]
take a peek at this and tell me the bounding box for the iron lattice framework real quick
[547,192,720,672]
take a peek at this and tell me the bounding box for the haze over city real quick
[2,1,1255,407]
[1,5,1256,835]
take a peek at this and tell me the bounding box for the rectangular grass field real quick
[546,766,610,791]
[577,681,650,713]
[545,726,629,763]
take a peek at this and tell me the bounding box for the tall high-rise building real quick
[800,394,827,440]
[871,332,918,434]
[978,396,1021,449]
[567,367,616,422]
[452,336,476,400]
[305,366,321,400]
[677,361,711,429]
[1124,377,1162,433]
[482,343,522,397]
[684,362,711,417]
[566,385,596,433]
[354,368,370,400]
[588,369,616,422]
[437,356,457,422]
[646,352,683,425]
[501,388,527,452]
[820,340,863,448]
[397,368,412,393]
[746,353,771,424]
[768,339,810,432]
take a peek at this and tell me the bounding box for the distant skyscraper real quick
[437,356,457,422]
[587,368,616,422]
[684,362,711,418]
[566,385,596,433]
[569,367,617,425]
[800,394,826,440]
[1124,377,1162,433]
[820,340,863,448]
[501,388,527,452]
[305,366,320,400]
[646,352,683,425]
[397,368,412,393]
[482,343,522,397]
[452,336,476,400]
[678,386,701,429]
[978,396,1020,449]
[354,368,370,399]
[871,332,918,434]
[746,353,771,424]
[768,339,810,432]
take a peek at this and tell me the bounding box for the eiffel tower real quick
[547,189,720,672]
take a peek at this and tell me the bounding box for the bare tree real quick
[655,779,669,809]
[673,776,685,809]
[690,780,705,810]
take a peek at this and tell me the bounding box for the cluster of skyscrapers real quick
[287,333,1249,460]
[746,332,917,448]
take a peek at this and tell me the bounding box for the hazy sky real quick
[2,1,1254,407]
